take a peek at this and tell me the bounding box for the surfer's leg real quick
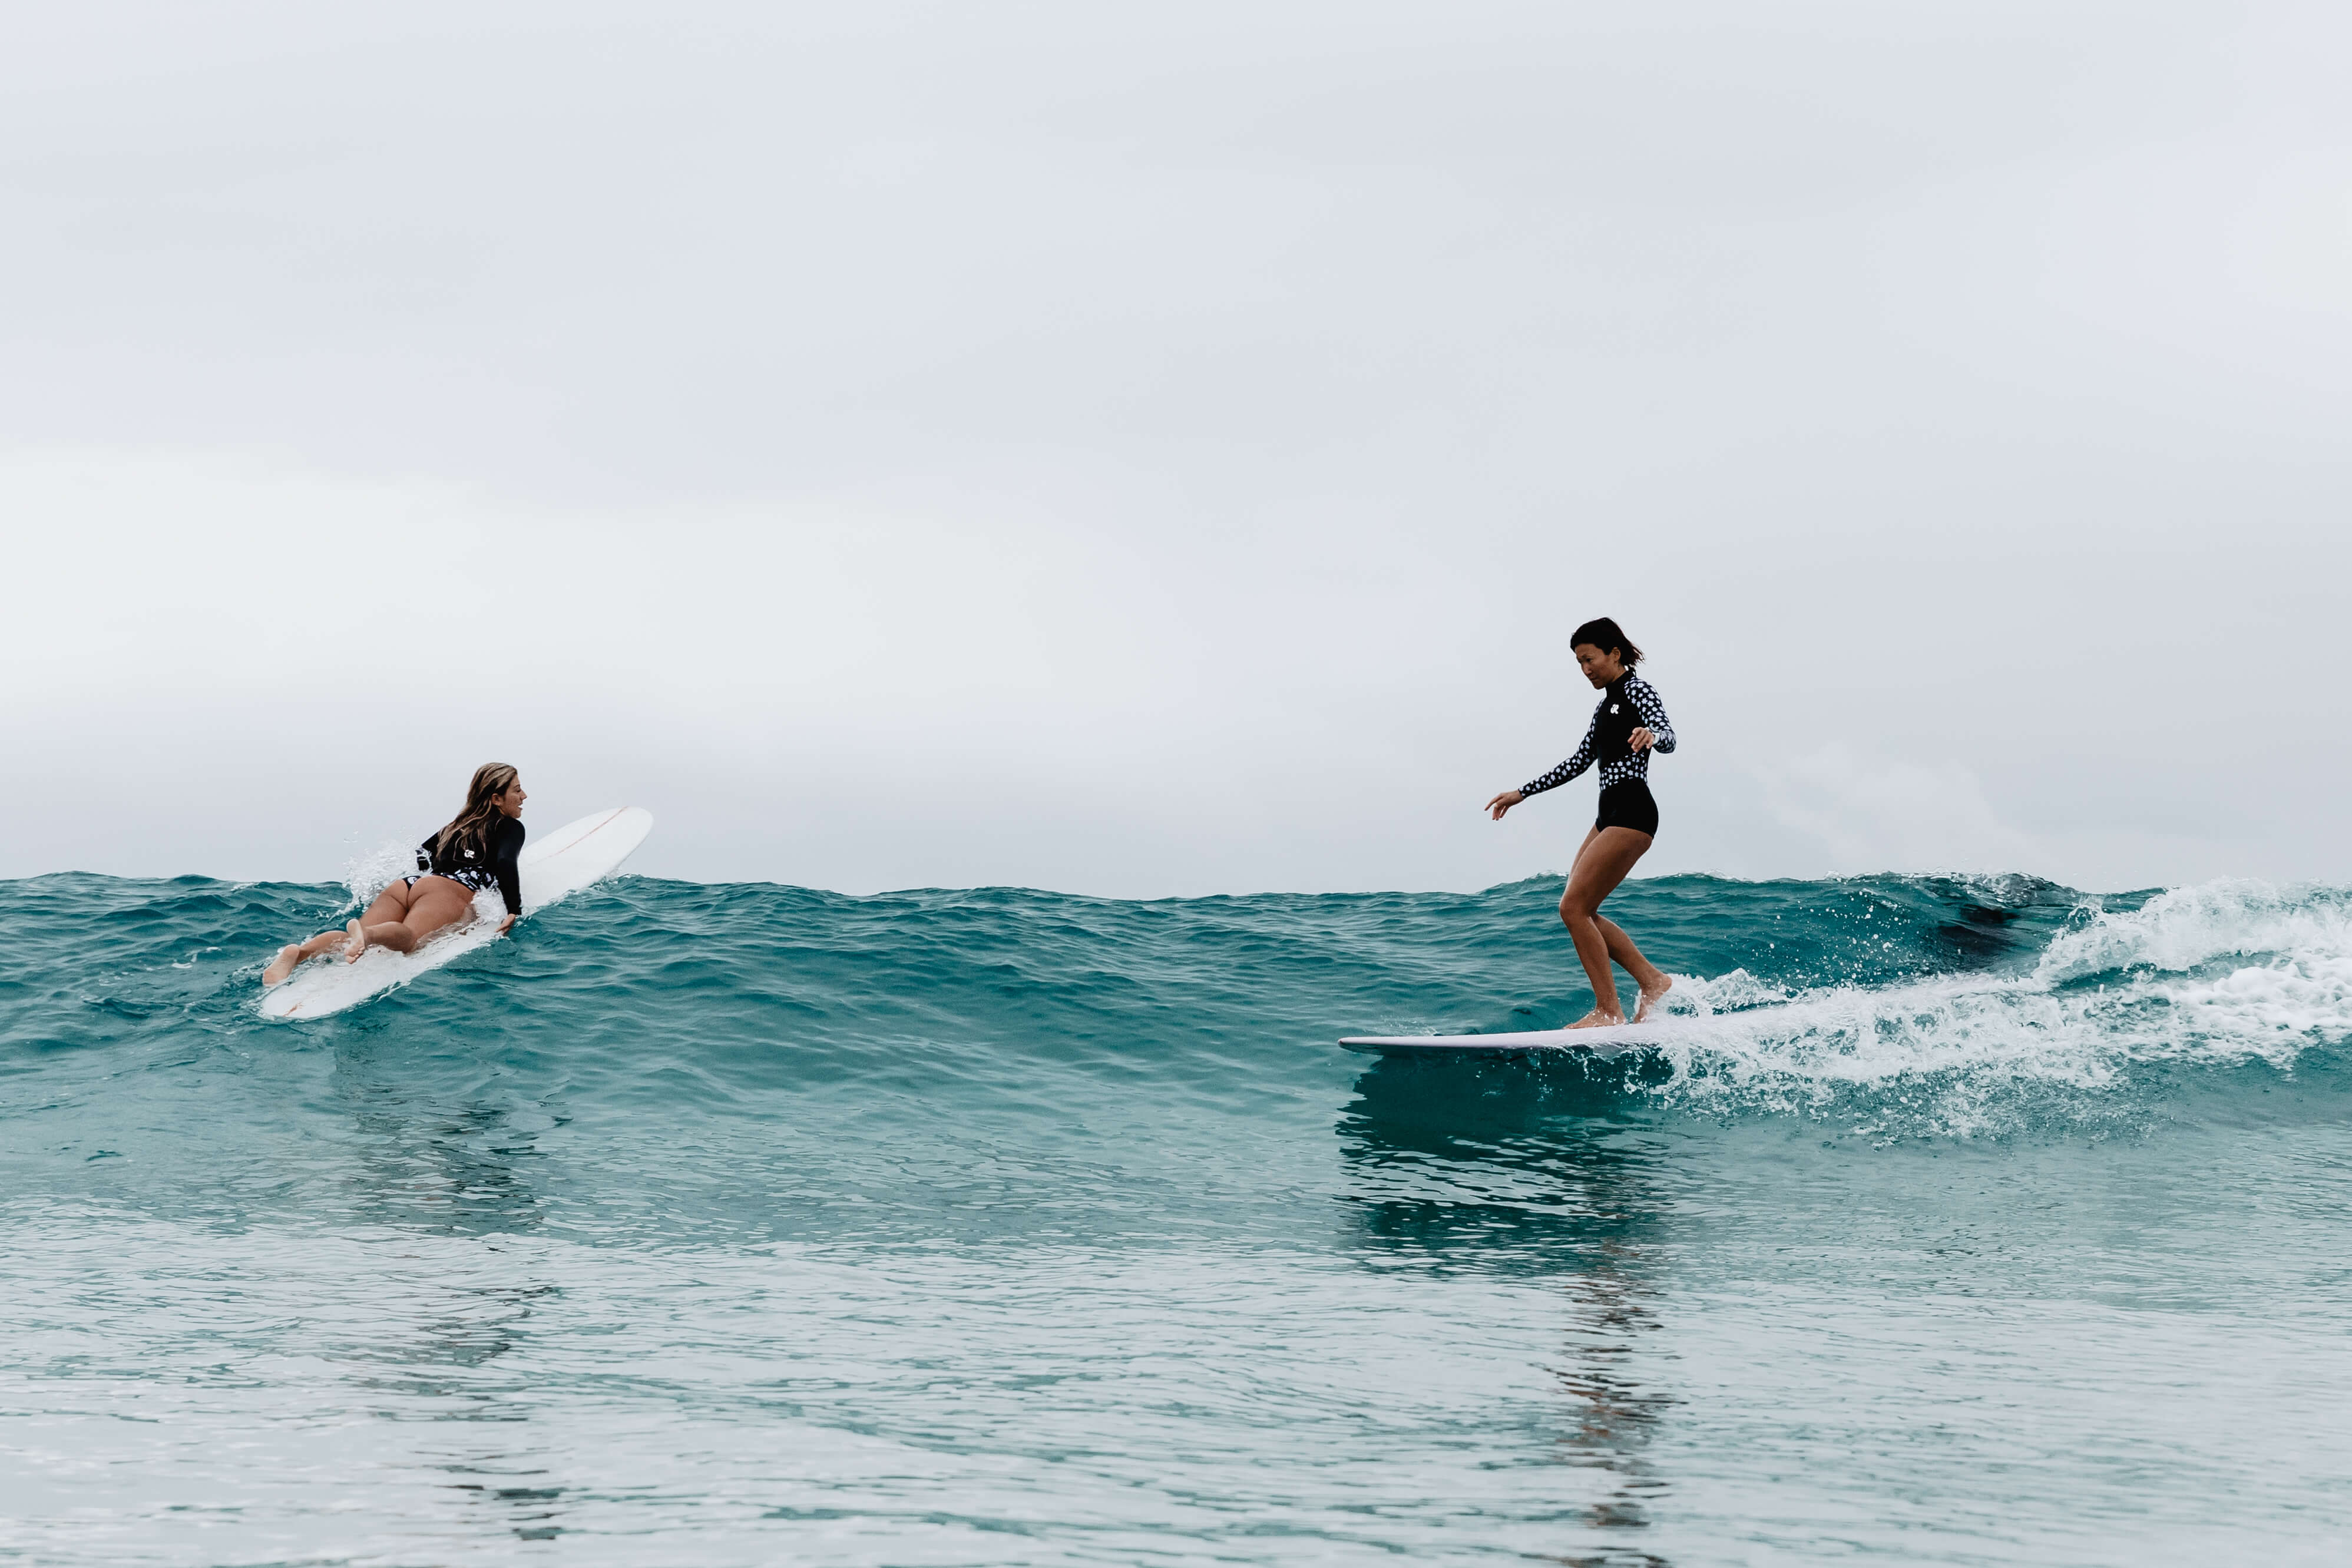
[277,883,415,980]
[1596,916,1672,1021]
[1563,832,1669,1017]
[1559,828,1653,1026]
[342,881,416,960]
[1559,831,1606,1004]
[264,927,350,985]
[1565,825,1603,875]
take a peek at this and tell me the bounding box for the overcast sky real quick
[4,1,2346,897]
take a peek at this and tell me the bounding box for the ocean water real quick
[6,866,2352,1565]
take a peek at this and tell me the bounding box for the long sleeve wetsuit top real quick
[416,816,527,917]
[1520,673,1676,798]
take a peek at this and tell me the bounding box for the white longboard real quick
[1340,1021,1679,1057]
[261,806,654,1021]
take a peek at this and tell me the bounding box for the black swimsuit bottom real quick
[408,868,494,893]
[1596,779,1659,836]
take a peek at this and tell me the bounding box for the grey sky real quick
[4,2,2346,895]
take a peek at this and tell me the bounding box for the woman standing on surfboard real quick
[1484,618,1676,1028]
[261,764,528,987]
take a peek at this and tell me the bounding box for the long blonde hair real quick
[433,763,520,863]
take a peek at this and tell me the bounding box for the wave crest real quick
[2035,879,2352,983]
[1640,879,2352,1136]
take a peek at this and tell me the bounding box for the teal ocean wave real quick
[11,869,2348,1145]
[6,869,2352,1563]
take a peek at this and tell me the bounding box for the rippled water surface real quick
[6,870,2352,1563]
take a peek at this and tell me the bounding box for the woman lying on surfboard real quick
[262,764,528,987]
[1484,618,1676,1028]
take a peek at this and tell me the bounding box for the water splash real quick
[340,839,423,910]
[1633,879,2352,1136]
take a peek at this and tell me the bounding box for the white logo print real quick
[1610,703,1620,714]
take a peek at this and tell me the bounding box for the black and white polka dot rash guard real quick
[1520,673,1676,798]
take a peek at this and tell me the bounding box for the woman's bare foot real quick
[1568,1008,1627,1029]
[1634,976,1673,1023]
[342,919,368,962]
[262,944,302,987]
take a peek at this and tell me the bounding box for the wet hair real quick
[433,763,520,863]
[1569,617,1642,668]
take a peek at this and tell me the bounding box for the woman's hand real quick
[1486,789,1524,821]
[497,912,517,935]
[1628,727,1656,753]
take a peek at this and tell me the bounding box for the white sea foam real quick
[2160,946,2352,1046]
[1662,967,1788,1014]
[1643,878,2352,1133]
[2035,879,2352,984]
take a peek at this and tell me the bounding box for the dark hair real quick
[1570,617,1642,667]
[434,763,520,863]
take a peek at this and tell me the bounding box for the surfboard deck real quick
[1340,1021,1677,1057]
[260,806,653,1021]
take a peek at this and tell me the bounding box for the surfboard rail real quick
[1339,1023,1668,1057]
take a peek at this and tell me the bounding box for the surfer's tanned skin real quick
[1485,641,1673,1028]
[261,775,527,986]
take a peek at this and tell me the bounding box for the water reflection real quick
[328,1030,551,1239]
[1548,1244,1673,1564]
[1338,1054,1674,1564]
[327,1030,569,1544]
[444,1463,567,1543]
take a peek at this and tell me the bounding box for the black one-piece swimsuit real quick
[1518,672,1676,837]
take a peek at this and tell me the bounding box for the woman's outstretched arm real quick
[1520,712,1600,796]
[1488,709,1599,819]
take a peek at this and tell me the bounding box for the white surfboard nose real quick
[518,806,653,911]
